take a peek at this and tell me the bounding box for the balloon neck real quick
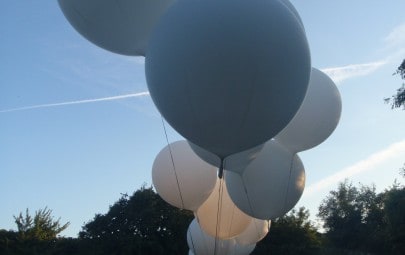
[218,158,224,179]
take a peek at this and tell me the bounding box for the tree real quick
[317,181,388,254]
[384,186,405,254]
[13,207,70,241]
[386,59,405,109]
[253,207,322,255]
[0,208,70,255]
[79,186,193,255]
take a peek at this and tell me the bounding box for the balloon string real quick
[188,228,198,255]
[252,218,261,244]
[241,173,255,220]
[228,199,236,238]
[242,168,273,253]
[224,167,237,240]
[241,171,271,245]
[283,154,295,213]
[195,216,210,255]
[160,116,186,209]
[214,178,224,255]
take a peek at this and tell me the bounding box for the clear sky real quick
[1,1,404,237]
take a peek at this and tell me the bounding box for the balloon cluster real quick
[59,0,342,254]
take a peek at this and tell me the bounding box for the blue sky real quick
[1,1,405,237]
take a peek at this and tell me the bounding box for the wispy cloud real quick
[305,140,405,196]
[321,61,388,84]
[0,91,149,113]
[321,23,405,84]
[384,23,405,51]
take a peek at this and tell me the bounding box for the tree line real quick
[1,174,404,255]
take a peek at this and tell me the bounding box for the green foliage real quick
[14,207,70,241]
[79,186,193,255]
[384,186,405,254]
[253,207,322,255]
[386,59,405,109]
[317,180,405,254]
[0,231,88,255]
[394,59,405,80]
[1,207,71,255]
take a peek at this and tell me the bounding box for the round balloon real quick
[279,0,305,30]
[229,242,256,255]
[188,218,256,255]
[188,141,222,168]
[275,68,342,152]
[226,140,306,220]
[235,219,270,246]
[189,141,264,174]
[58,0,175,56]
[152,140,217,211]
[146,0,311,158]
[196,178,252,239]
[187,218,235,255]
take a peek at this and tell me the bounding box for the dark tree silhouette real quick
[384,186,405,254]
[318,181,391,254]
[253,207,322,255]
[79,186,193,255]
[386,59,405,109]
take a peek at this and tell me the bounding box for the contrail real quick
[305,139,405,196]
[321,61,387,84]
[0,91,150,113]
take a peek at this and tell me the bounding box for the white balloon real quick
[152,140,217,211]
[235,219,270,246]
[196,178,252,239]
[187,219,256,255]
[58,0,175,56]
[275,68,342,152]
[187,219,235,255]
[229,242,256,255]
[146,0,311,158]
[226,140,306,220]
[189,141,264,174]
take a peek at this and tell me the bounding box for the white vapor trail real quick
[384,22,405,50]
[0,91,150,113]
[321,61,387,84]
[305,140,405,196]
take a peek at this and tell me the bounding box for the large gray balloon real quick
[275,68,342,152]
[146,0,311,158]
[279,0,305,30]
[226,140,305,220]
[58,0,175,56]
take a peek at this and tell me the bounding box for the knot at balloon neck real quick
[218,159,224,179]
